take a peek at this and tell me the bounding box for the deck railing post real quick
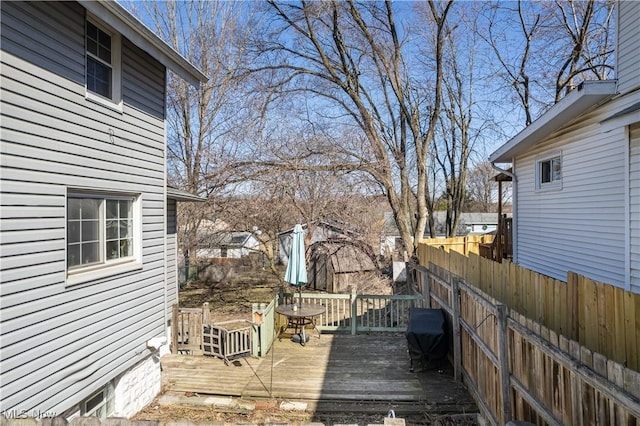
[251,302,260,357]
[451,278,462,382]
[171,304,179,354]
[496,303,512,424]
[202,302,210,325]
[350,286,357,335]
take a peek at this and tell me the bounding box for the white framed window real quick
[67,191,141,284]
[85,17,122,108]
[535,152,562,191]
[81,384,114,419]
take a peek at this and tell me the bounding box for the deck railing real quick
[171,290,427,358]
[478,215,512,262]
[279,289,427,334]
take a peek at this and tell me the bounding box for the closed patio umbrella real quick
[284,224,309,344]
[284,223,307,307]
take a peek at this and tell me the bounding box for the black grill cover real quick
[406,308,448,366]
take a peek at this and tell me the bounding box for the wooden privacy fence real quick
[278,288,427,334]
[413,264,640,426]
[421,234,494,256]
[418,243,640,372]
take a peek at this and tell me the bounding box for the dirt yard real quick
[178,265,283,322]
[178,264,395,323]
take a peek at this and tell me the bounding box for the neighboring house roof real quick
[203,231,256,248]
[382,212,398,235]
[489,80,617,163]
[79,0,207,86]
[432,212,498,226]
[167,187,205,202]
[382,211,499,237]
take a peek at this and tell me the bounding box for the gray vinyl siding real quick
[166,234,179,316]
[1,1,168,415]
[166,199,178,315]
[631,124,640,292]
[617,1,640,95]
[514,96,637,289]
[123,38,166,120]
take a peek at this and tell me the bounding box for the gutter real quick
[491,162,517,263]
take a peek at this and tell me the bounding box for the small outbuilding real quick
[308,240,378,293]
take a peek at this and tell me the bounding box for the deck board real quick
[162,333,475,410]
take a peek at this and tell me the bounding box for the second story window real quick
[85,18,121,107]
[86,21,112,98]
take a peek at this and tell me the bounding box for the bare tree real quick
[544,0,615,102]
[466,161,499,212]
[427,4,479,237]
[477,0,615,127]
[218,185,292,275]
[141,0,260,262]
[479,1,543,126]
[247,0,453,257]
[218,168,384,275]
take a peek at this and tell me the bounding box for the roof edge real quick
[80,0,207,86]
[489,80,617,163]
[167,187,205,202]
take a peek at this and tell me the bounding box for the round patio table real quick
[275,303,324,346]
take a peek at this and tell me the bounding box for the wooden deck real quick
[162,333,476,414]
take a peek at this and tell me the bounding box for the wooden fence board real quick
[605,284,616,360]
[596,282,608,358]
[568,272,579,341]
[581,277,598,351]
[634,293,640,370]
[613,287,626,366]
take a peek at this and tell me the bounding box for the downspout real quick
[491,162,517,263]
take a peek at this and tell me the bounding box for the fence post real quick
[496,304,512,424]
[351,286,357,335]
[252,303,260,357]
[171,304,178,354]
[409,263,417,295]
[452,278,462,382]
[422,269,431,308]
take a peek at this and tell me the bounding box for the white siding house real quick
[0,1,206,418]
[489,1,640,293]
[196,231,261,259]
